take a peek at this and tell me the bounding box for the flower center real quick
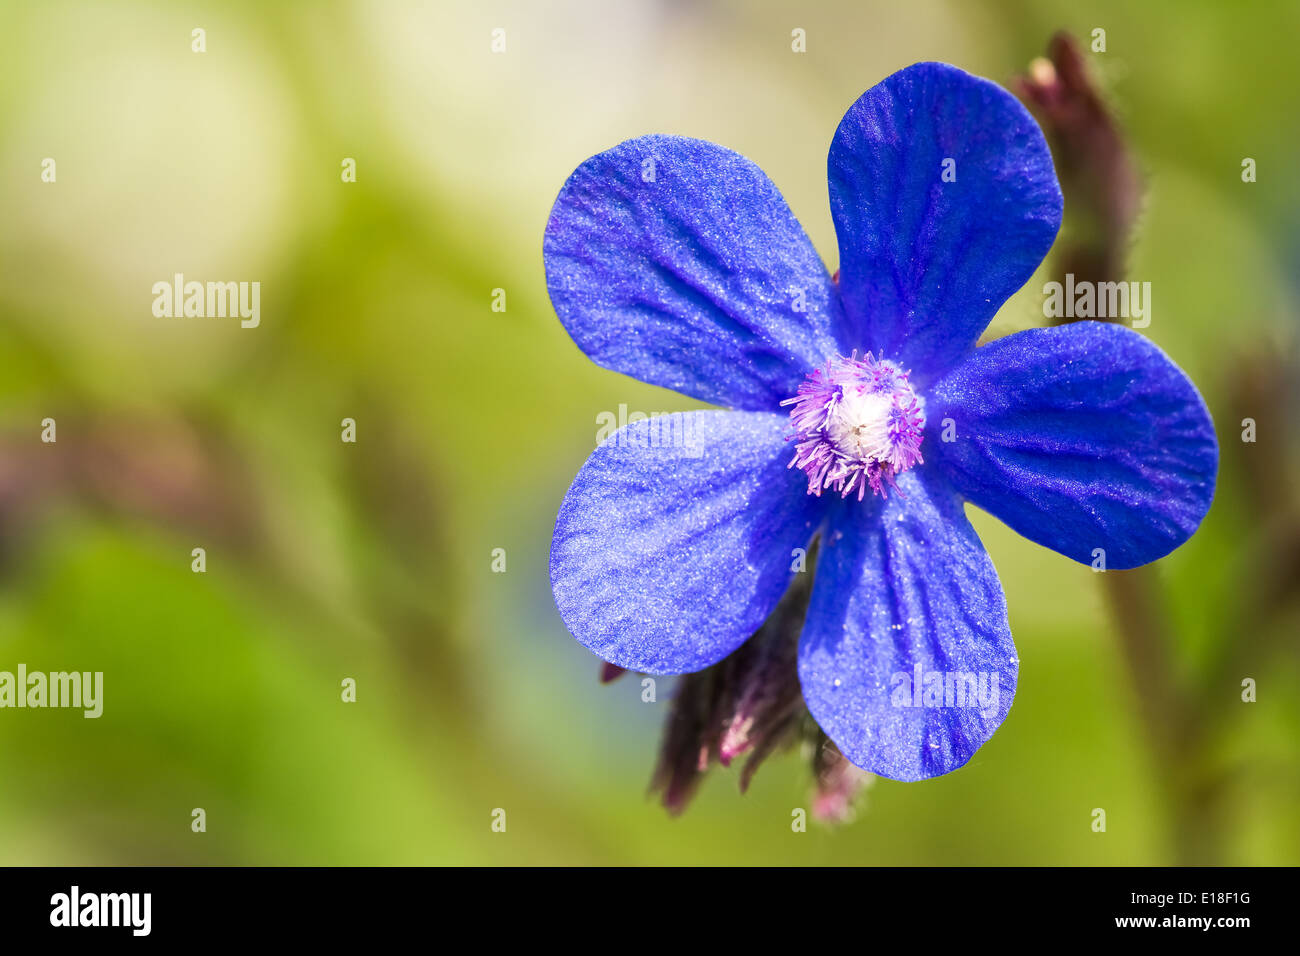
[781,352,925,500]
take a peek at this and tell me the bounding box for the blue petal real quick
[799,468,1017,781]
[551,410,826,673]
[828,62,1062,381]
[545,135,844,411]
[927,321,1218,569]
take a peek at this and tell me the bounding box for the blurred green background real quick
[0,0,1297,865]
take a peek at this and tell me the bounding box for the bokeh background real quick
[1,0,1297,865]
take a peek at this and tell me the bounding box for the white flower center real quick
[825,387,893,462]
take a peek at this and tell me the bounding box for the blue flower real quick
[543,62,1218,782]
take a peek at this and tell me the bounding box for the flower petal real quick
[551,410,826,673]
[927,321,1218,569]
[545,135,843,411]
[798,468,1017,781]
[828,62,1062,380]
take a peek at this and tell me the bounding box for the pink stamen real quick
[781,352,925,500]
